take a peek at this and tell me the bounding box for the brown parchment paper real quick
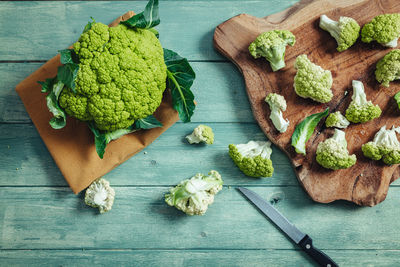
[15,11,179,193]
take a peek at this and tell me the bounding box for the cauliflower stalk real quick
[186,125,214,145]
[375,49,400,87]
[345,80,381,123]
[361,14,400,47]
[319,14,360,52]
[362,125,400,165]
[265,93,289,133]
[85,178,115,214]
[249,30,296,71]
[316,129,356,170]
[229,141,274,178]
[293,54,333,103]
[165,170,223,215]
[325,111,350,129]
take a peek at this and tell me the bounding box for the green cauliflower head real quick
[319,14,360,52]
[228,141,274,178]
[186,124,214,145]
[58,23,167,131]
[248,30,295,71]
[345,80,381,123]
[165,170,223,215]
[293,54,333,103]
[361,13,400,47]
[362,125,400,165]
[316,129,356,170]
[325,111,350,129]
[375,49,400,87]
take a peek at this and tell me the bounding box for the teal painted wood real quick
[0,62,254,123]
[0,1,298,61]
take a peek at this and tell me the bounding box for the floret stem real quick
[383,38,399,48]
[351,80,368,105]
[331,128,347,147]
[270,58,285,72]
[319,15,341,43]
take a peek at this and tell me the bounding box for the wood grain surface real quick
[214,0,400,206]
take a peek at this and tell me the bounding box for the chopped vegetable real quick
[395,92,400,110]
[361,13,400,47]
[228,141,274,178]
[325,111,350,129]
[85,178,115,214]
[375,49,400,87]
[186,125,214,145]
[265,93,289,133]
[165,170,223,215]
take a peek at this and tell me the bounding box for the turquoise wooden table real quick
[1,1,400,266]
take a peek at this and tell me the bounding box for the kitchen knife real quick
[238,187,338,267]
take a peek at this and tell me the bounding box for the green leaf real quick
[38,77,57,93]
[164,48,196,123]
[121,0,160,29]
[58,49,79,65]
[395,92,400,110]
[148,28,159,38]
[83,17,96,33]
[45,80,67,129]
[57,63,79,93]
[291,108,329,155]
[134,115,162,129]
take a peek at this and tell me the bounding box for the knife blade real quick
[238,187,338,267]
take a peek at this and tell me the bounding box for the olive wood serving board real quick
[214,0,400,206]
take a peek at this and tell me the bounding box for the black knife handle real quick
[298,235,338,267]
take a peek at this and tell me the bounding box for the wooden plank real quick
[1,249,400,267]
[0,123,298,186]
[0,62,253,123]
[1,186,400,250]
[0,1,298,61]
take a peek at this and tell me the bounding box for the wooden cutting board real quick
[214,0,400,206]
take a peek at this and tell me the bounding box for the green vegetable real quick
[38,78,66,129]
[291,108,329,155]
[228,140,274,178]
[316,129,356,170]
[248,30,295,71]
[375,49,400,87]
[362,125,400,165]
[395,92,400,110]
[265,93,289,133]
[165,170,223,215]
[361,13,400,47]
[85,177,115,214]
[345,80,381,123]
[186,125,214,145]
[121,0,160,30]
[325,111,350,129]
[293,55,333,103]
[319,14,360,52]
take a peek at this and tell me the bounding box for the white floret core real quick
[266,94,289,133]
[319,14,341,42]
[186,126,204,144]
[383,37,399,48]
[92,183,108,206]
[373,125,400,149]
[331,129,347,148]
[351,80,368,105]
[236,141,272,159]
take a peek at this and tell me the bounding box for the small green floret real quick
[325,111,350,129]
[319,14,360,52]
[316,129,356,170]
[228,141,274,178]
[249,30,296,71]
[362,125,400,165]
[345,80,381,123]
[293,54,333,103]
[375,49,400,87]
[165,170,223,215]
[186,124,214,145]
[361,13,400,47]
[265,93,289,133]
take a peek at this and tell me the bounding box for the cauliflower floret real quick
[293,54,333,103]
[362,125,400,165]
[319,14,360,52]
[248,30,296,71]
[361,14,400,47]
[375,49,400,87]
[228,141,274,178]
[325,111,350,129]
[84,178,115,214]
[186,125,214,145]
[265,93,289,133]
[165,170,223,215]
[345,80,381,123]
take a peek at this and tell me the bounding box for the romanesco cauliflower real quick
[375,49,400,87]
[361,13,400,47]
[265,93,289,133]
[186,125,214,145]
[325,111,350,129]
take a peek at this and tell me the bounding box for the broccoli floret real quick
[84,178,115,214]
[319,14,360,52]
[186,125,214,145]
[265,93,289,133]
[325,111,350,129]
[228,141,274,178]
[293,54,333,103]
[165,170,223,215]
[375,49,400,87]
[345,80,381,123]
[316,129,356,170]
[248,30,296,71]
[361,14,400,47]
[362,125,400,165]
